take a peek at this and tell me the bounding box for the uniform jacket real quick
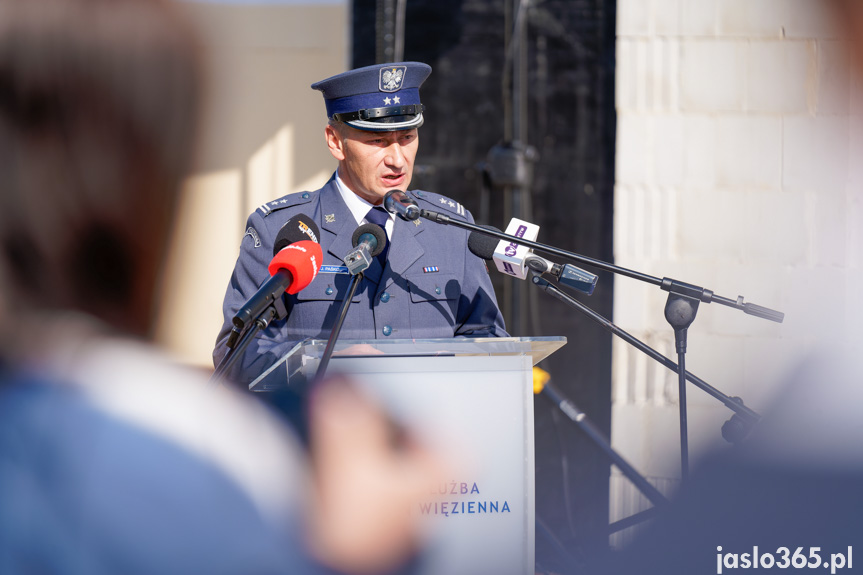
[214,176,508,386]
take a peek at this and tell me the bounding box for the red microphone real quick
[267,239,322,295]
[232,215,322,330]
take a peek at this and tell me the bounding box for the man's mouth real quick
[383,173,405,185]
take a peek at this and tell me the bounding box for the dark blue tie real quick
[364,206,390,264]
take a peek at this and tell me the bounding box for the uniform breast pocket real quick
[287,274,364,337]
[405,273,460,335]
[295,274,362,303]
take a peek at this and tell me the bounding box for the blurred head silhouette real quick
[0,0,202,338]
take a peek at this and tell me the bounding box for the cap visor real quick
[345,113,424,132]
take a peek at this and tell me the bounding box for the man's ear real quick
[325,125,346,162]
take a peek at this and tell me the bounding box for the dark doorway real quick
[353,0,617,569]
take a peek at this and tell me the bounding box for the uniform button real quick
[325,286,333,295]
[302,192,310,199]
[380,292,390,303]
[435,286,441,295]
[382,325,392,336]
[416,191,424,197]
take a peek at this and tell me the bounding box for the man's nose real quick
[384,142,406,168]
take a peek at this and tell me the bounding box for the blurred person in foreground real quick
[0,0,442,573]
[589,3,863,574]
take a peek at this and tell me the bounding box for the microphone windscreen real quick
[351,223,387,257]
[273,214,320,255]
[468,226,502,261]
[267,240,322,294]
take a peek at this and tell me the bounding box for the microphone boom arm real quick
[529,273,761,425]
[420,209,784,323]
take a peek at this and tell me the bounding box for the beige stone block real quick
[682,115,717,188]
[747,40,815,113]
[718,0,789,38]
[810,190,848,267]
[616,39,638,110]
[781,266,849,341]
[677,189,747,262]
[742,190,808,266]
[715,115,783,190]
[654,0,681,37]
[782,116,849,194]
[617,114,654,185]
[609,263,672,332]
[817,41,851,115]
[655,115,685,187]
[618,0,653,36]
[681,0,719,37]
[681,40,747,112]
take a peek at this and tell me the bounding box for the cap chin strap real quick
[346,114,424,132]
[331,103,424,123]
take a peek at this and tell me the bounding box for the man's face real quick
[325,124,419,205]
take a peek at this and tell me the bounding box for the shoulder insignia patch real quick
[257,190,314,217]
[244,226,261,248]
[419,192,466,217]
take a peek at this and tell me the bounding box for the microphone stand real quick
[313,272,363,382]
[209,302,286,389]
[421,209,778,483]
[536,377,668,510]
[213,267,364,388]
[530,274,761,467]
[313,223,386,382]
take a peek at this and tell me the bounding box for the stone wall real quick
[612,0,862,545]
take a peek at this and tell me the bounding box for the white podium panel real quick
[251,337,566,575]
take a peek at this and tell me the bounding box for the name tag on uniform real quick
[319,265,350,274]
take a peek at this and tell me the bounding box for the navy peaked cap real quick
[311,62,431,132]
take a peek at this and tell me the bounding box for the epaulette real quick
[256,190,316,217]
[408,189,468,219]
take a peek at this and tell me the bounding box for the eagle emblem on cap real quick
[380,66,406,92]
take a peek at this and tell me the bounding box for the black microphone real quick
[383,189,420,221]
[468,226,598,295]
[231,214,322,334]
[343,223,387,275]
[273,213,320,254]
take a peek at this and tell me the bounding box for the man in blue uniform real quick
[215,62,508,386]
